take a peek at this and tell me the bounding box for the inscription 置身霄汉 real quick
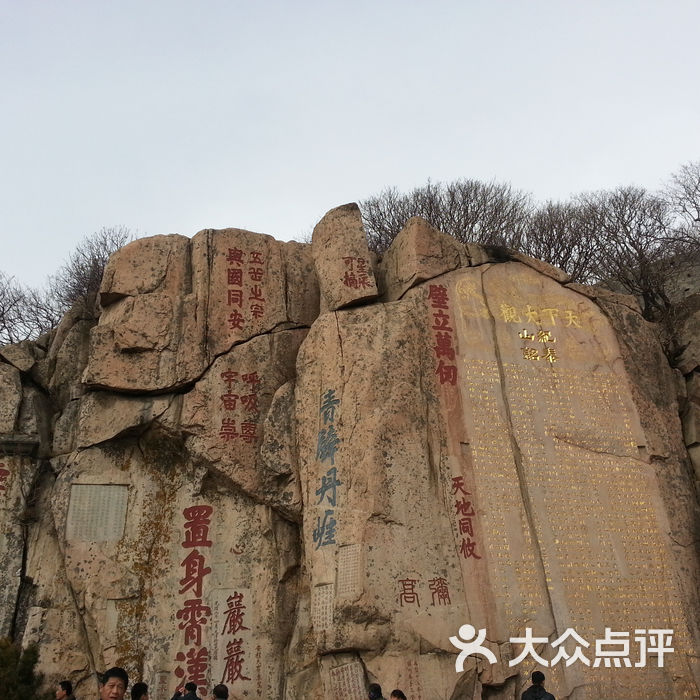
[328,661,366,700]
[65,484,128,541]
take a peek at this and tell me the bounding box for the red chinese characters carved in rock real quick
[341,257,372,289]
[398,578,420,607]
[218,371,260,444]
[428,285,458,385]
[175,647,210,686]
[451,476,481,559]
[222,639,250,683]
[225,248,267,330]
[221,592,250,636]
[175,505,214,689]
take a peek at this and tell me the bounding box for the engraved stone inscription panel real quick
[66,484,128,541]
[328,661,365,700]
[336,544,362,597]
[311,583,334,631]
[153,672,170,700]
[449,264,698,698]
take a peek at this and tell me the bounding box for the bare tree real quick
[0,226,132,345]
[664,160,700,227]
[521,200,600,284]
[0,272,30,345]
[578,186,688,319]
[47,226,132,313]
[360,179,533,253]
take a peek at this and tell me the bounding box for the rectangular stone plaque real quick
[337,544,362,596]
[66,484,128,541]
[311,583,334,631]
[154,672,170,700]
[329,662,365,700]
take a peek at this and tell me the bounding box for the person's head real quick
[390,691,407,700]
[368,683,383,700]
[99,667,129,700]
[56,681,72,699]
[212,684,229,699]
[531,670,546,686]
[184,682,197,694]
[131,681,148,700]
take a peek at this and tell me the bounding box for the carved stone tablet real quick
[328,661,365,700]
[154,672,170,700]
[66,484,128,541]
[337,544,362,596]
[311,583,334,631]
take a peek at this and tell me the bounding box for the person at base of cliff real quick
[99,667,129,700]
[170,681,201,700]
[56,680,76,700]
[521,670,555,700]
[212,684,229,699]
[390,691,407,700]
[131,681,148,700]
[368,683,386,700]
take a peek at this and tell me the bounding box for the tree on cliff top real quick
[0,226,132,345]
[359,161,700,322]
[361,179,533,252]
[0,638,52,700]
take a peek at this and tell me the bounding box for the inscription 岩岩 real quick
[66,484,128,541]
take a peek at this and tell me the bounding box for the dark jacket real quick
[522,685,555,700]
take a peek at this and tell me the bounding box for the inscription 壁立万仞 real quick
[428,284,458,386]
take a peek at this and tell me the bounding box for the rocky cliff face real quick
[1,205,698,700]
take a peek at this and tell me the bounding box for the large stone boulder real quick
[0,211,698,700]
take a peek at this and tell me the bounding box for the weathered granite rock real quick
[179,329,307,503]
[83,230,319,393]
[377,216,469,301]
[77,392,173,448]
[0,340,38,373]
[312,204,378,310]
[100,234,191,304]
[676,308,700,374]
[1,212,699,700]
[0,363,22,433]
[0,453,40,636]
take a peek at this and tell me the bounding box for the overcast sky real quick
[1,0,699,287]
